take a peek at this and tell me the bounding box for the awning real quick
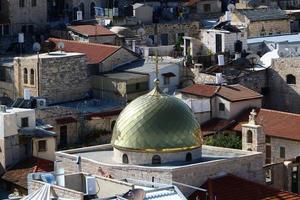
[162,72,176,77]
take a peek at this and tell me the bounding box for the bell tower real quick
[242,109,265,157]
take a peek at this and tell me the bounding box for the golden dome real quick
[111,82,202,152]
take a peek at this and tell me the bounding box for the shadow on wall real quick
[265,67,300,114]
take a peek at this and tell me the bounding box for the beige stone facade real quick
[13,52,91,104]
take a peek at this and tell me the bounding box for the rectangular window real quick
[163,77,170,85]
[203,4,211,12]
[135,83,140,90]
[38,140,47,152]
[21,117,29,128]
[266,145,271,164]
[19,0,25,7]
[0,67,6,81]
[219,103,225,111]
[160,34,168,46]
[280,146,285,159]
[31,0,37,7]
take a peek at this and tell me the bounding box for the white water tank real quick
[225,11,232,21]
[56,168,65,187]
[216,73,223,84]
[24,88,31,100]
[144,47,149,57]
[218,55,225,66]
[85,176,97,195]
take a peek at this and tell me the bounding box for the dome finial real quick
[153,51,162,88]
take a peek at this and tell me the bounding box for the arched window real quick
[90,2,96,18]
[286,74,296,84]
[152,155,161,165]
[30,69,35,85]
[247,130,253,143]
[186,152,192,162]
[79,3,85,19]
[73,7,79,20]
[122,154,128,164]
[24,68,28,84]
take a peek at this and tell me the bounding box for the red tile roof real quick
[201,118,232,135]
[181,84,218,98]
[181,84,262,102]
[1,157,54,189]
[232,108,300,141]
[48,38,121,64]
[68,24,116,36]
[56,117,77,124]
[189,174,300,200]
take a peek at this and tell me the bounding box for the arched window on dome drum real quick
[23,68,28,84]
[247,130,253,143]
[122,154,128,164]
[286,74,296,84]
[152,155,161,165]
[186,152,192,162]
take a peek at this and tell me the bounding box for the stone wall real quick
[266,57,300,113]
[270,137,300,164]
[247,20,291,38]
[9,0,47,34]
[14,53,91,104]
[55,144,263,197]
[131,21,199,46]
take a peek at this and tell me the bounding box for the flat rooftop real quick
[59,144,260,169]
[55,99,124,113]
[248,33,300,44]
[16,51,85,59]
[0,107,34,115]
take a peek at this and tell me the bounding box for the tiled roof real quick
[237,8,289,22]
[201,118,232,135]
[232,108,300,141]
[181,84,262,102]
[48,38,121,64]
[181,84,218,97]
[1,157,53,189]
[68,24,116,37]
[189,174,300,200]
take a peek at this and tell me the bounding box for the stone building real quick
[266,57,300,113]
[0,0,47,35]
[229,8,291,38]
[13,52,91,104]
[55,79,264,196]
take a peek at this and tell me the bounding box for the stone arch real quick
[247,130,253,143]
[24,68,28,84]
[30,69,35,85]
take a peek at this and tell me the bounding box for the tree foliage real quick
[204,133,242,149]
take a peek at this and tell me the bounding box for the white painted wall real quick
[33,137,56,161]
[0,108,35,138]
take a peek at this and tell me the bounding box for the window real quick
[286,74,296,84]
[122,154,129,164]
[265,169,273,184]
[266,145,271,164]
[247,130,253,143]
[38,140,47,152]
[24,68,28,84]
[0,0,2,11]
[280,146,285,159]
[0,67,6,81]
[90,2,96,17]
[21,117,29,127]
[79,3,85,19]
[163,76,170,85]
[3,25,9,35]
[160,34,168,46]
[152,155,161,164]
[31,0,37,7]
[219,103,225,111]
[203,4,211,12]
[30,69,35,85]
[265,136,271,143]
[19,0,25,7]
[21,25,27,33]
[135,83,140,90]
[186,153,192,162]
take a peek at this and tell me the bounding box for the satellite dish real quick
[57,42,65,50]
[227,4,235,12]
[33,42,41,52]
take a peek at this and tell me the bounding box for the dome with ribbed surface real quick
[111,83,202,152]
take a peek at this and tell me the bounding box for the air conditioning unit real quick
[85,175,97,195]
[36,99,47,108]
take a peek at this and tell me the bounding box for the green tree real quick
[204,133,242,149]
